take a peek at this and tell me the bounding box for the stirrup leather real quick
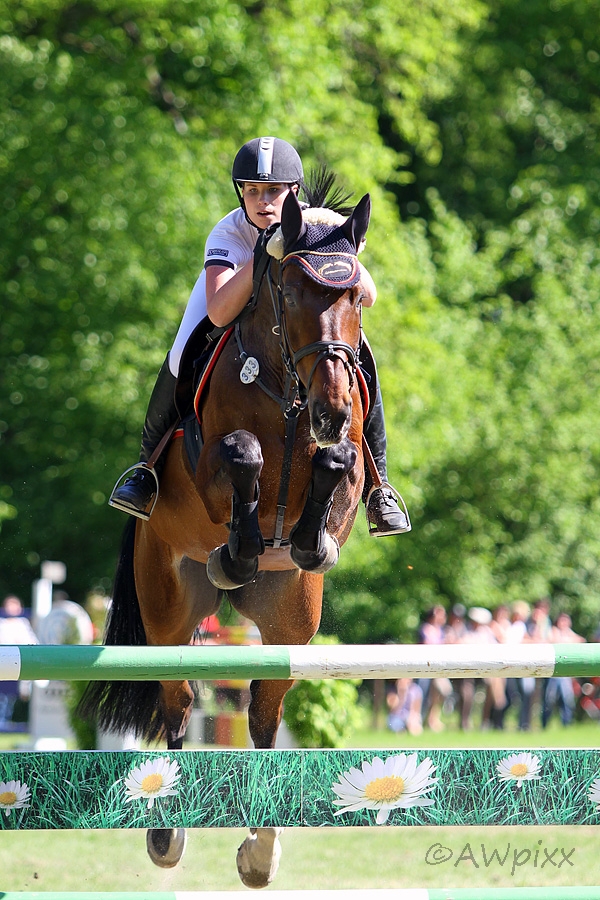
[108,463,160,521]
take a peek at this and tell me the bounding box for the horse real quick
[80,188,371,887]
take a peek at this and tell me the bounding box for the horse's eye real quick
[284,292,297,308]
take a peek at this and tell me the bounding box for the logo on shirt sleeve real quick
[207,248,229,258]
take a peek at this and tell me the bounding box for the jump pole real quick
[0,642,598,681]
[2,891,600,900]
[2,646,600,897]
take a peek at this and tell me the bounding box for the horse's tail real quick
[77,519,164,742]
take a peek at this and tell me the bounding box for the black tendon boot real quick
[109,357,179,520]
[363,386,411,536]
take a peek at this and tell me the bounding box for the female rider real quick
[109,137,409,537]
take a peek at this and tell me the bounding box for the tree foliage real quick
[1,0,599,641]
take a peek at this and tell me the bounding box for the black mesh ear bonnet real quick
[283,223,361,288]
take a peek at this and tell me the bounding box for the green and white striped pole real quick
[0,642,599,682]
[1,888,600,899]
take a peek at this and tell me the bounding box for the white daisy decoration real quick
[332,753,438,825]
[588,777,600,810]
[496,752,542,788]
[123,758,181,810]
[0,780,31,817]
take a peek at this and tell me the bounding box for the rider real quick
[109,137,410,537]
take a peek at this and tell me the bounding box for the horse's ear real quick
[280,189,305,251]
[342,193,371,250]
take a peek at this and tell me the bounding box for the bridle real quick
[233,249,362,548]
[236,253,361,412]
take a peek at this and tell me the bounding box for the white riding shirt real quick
[169,207,259,376]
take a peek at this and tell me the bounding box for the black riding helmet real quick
[232,137,304,225]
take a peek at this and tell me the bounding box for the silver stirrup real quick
[108,463,160,521]
[365,481,411,537]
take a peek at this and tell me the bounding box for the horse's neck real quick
[240,294,284,384]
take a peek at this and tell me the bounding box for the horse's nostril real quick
[310,400,352,445]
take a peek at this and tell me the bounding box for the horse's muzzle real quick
[309,398,352,447]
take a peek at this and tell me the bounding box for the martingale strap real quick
[234,320,307,549]
[272,405,302,549]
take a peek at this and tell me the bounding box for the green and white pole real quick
[0,642,599,682]
[1,888,600,899]
[0,644,600,681]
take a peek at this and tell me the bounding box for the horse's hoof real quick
[290,533,340,574]
[207,544,258,590]
[146,828,187,868]
[236,827,283,889]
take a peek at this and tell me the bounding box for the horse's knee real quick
[220,430,263,499]
[311,438,357,501]
[289,438,355,571]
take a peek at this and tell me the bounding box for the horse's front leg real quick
[289,437,357,573]
[206,429,265,590]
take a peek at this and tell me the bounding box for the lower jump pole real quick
[2,889,600,899]
[0,642,599,682]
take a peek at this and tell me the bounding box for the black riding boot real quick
[109,357,179,520]
[363,385,411,536]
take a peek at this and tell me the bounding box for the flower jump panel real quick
[1,748,599,830]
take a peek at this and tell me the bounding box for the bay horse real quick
[81,189,370,886]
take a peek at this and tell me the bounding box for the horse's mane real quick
[301,166,354,216]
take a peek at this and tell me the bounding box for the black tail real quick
[77,519,164,741]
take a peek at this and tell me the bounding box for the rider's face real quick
[241,182,297,229]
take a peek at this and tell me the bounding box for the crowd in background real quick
[386,599,591,735]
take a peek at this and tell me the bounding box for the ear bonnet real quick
[267,208,366,289]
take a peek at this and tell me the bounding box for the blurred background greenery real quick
[2,0,600,643]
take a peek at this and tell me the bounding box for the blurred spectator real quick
[504,601,535,731]
[527,597,552,642]
[418,605,447,645]
[444,604,467,644]
[490,605,511,644]
[552,612,585,645]
[0,595,37,732]
[417,605,450,732]
[444,604,468,725]
[460,607,505,730]
[484,605,516,729]
[526,597,553,730]
[542,612,585,728]
[0,595,37,644]
[386,678,423,735]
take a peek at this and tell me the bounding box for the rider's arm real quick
[206,261,254,327]
[359,261,377,307]
[206,258,376,323]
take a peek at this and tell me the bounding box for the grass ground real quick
[1,705,599,892]
[2,825,600,892]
